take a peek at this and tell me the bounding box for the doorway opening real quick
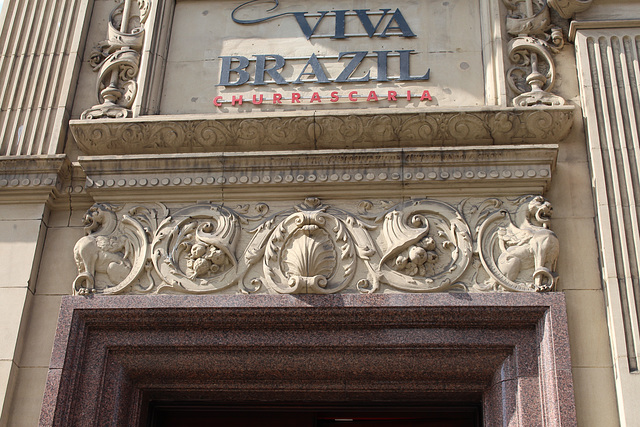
[147,404,482,427]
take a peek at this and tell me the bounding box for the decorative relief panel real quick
[73,196,559,295]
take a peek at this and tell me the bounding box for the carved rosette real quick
[81,0,150,119]
[72,196,559,295]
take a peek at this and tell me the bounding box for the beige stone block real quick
[4,367,48,427]
[0,288,29,361]
[35,228,84,296]
[546,160,595,219]
[564,289,614,367]
[46,207,92,228]
[553,218,603,291]
[17,296,61,368]
[572,366,620,427]
[0,360,17,427]
[0,204,46,221]
[0,220,45,288]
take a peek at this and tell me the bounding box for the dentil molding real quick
[0,155,70,203]
[72,195,559,296]
[76,145,558,200]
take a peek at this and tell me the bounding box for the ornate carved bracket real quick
[72,196,559,295]
[81,0,150,119]
[503,0,572,106]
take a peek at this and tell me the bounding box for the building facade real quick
[0,0,639,425]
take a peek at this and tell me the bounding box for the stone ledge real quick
[0,155,70,203]
[69,106,574,155]
[77,145,558,201]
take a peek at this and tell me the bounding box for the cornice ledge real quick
[568,19,640,41]
[0,155,70,204]
[69,106,574,155]
[78,145,558,201]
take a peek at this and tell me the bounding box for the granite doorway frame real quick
[38,293,576,426]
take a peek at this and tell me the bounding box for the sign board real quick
[160,0,485,114]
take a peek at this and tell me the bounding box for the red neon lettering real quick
[273,93,282,104]
[292,92,301,103]
[406,91,411,101]
[231,95,243,106]
[330,91,339,102]
[367,91,378,102]
[420,90,432,101]
[387,91,397,101]
[214,96,223,107]
[252,94,264,105]
[310,92,322,103]
[348,91,358,101]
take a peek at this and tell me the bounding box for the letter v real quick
[293,11,329,39]
[354,9,390,37]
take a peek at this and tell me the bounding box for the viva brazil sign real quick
[214,0,432,107]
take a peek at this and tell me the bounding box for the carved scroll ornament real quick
[81,0,150,119]
[502,0,591,106]
[72,196,559,295]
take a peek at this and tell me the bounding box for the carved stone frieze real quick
[81,0,150,119]
[72,196,560,295]
[69,107,574,155]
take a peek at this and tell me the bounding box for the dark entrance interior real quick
[148,404,481,427]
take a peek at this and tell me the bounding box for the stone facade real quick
[0,0,638,425]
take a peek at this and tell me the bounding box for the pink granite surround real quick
[39,293,576,426]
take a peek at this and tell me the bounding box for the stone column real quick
[575,27,640,426]
[0,0,91,155]
[0,0,90,424]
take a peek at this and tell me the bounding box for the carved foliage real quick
[72,196,559,295]
[151,205,241,293]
